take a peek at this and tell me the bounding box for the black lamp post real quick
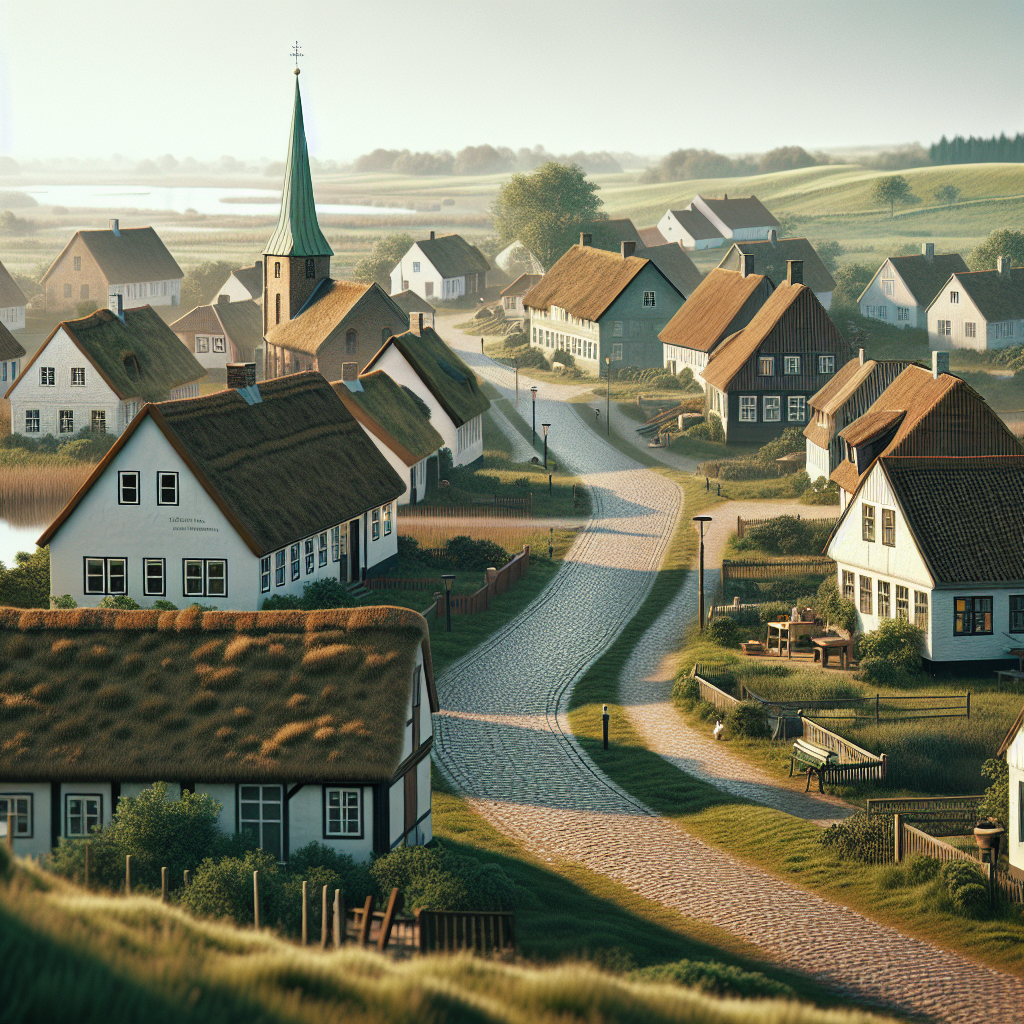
[605,356,611,436]
[693,516,712,631]
[530,387,538,446]
[541,423,550,471]
[441,573,455,632]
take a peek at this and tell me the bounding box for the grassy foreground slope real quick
[0,868,896,1024]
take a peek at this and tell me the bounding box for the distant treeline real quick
[929,133,1024,165]
[354,144,625,177]
[641,145,824,184]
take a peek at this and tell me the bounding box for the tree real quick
[491,162,604,270]
[870,175,915,217]
[179,260,236,310]
[829,262,875,312]
[932,183,961,206]
[758,146,817,174]
[352,233,415,289]
[968,228,1024,271]
[814,240,844,272]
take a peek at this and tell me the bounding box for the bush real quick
[724,701,770,739]
[286,842,375,904]
[516,346,549,369]
[802,476,840,505]
[743,516,833,556]
[818,812,889,862]
[672,676,701,705]
[754,426,807,465]
[706,617,740,648]
[815,577,858,633]
[98,595,142,610]
[151,600,178,611]
[180,848,281,927]
[977,758,1009,828]
[685,413,724,442]
[49,594,77,609]
[300,577,357,609]
[907,855,942,885]
[856,618,923,671]
[717,459,778,481]
[0,547,50,609]
[444,535,509,572]
[551,349,575,369]
[633,959,795,1000]
[261,593,302,610]
[940,860,989,916]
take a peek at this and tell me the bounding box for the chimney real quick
[409,312,424,334]
[217,294,230,304]
[429,230,435,241]
[109,218,120,236]
[922,242,934,261]
[342,362,358,382]
[932,350,949,379]
[787,259,804,286]
[580,232,592,247]
[723,193,728,200]
[768,229,777,246]
[620,240,636,258]
[740,253,755,277]
[107,291,124,321]
[227,363,257,390]
[997,256,1012,275]
[859,347,865,366]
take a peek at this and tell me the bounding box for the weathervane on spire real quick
[290,40,303,73]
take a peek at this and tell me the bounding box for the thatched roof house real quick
[170,298,263,371]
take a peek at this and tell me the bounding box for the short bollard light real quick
[602,705,610,750]
[548,526,554,559]
[442,574,455,633]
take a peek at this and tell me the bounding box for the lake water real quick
[0,519,45,566]
[9,184,416,218]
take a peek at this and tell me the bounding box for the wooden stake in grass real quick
[321,884,329,949]
[84,842,90,890]
[125,855,132,895]
[253,869,261,930]
[301,880,309,945]
[5,812,13,852]
[161,866,168,903]
[333,889,343,947]
[377,887,404,953]
[358,895,373,947]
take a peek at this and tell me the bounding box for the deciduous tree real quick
[968,228,1024,271]
[932,183,962,206]
[352,233,415,289]
[870,175,915,217]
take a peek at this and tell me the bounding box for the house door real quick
[410,469,417,505]
[426,455,438,493]
[404,769,417,845]
[348,519,360,582]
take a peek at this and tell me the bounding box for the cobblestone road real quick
[431,315,1024,1022]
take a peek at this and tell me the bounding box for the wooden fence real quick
[691,666,740,712]
[722,557,834,581]
[799,717,888,784]
[736,515,838,539]
[416,909,516,954]
[425,547,530,618]
[399,497,532,519]
[867,795,983,829]
[743,687,971,724]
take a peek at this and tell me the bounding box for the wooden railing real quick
[429,547,530,618]
[722,558,834,581]
[691,666,740,711]
[800,717,888,783]
[744,688,971,724]
[867,796,983,826]
[416,909,515,953]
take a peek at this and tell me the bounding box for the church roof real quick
[263,74,333,259]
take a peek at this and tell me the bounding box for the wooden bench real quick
[995,669,1024,691]
[789,738,838,792]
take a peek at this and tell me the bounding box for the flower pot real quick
[973,826,1004,859]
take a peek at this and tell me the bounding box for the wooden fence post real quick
[333,889,343,947]
[161,866,168,902]
[894,813,903,863]
[966,691,970,719]
[125,854,132,895]
[302,880,309,945]
[875,693,880,725]
[321,884,329,949]
[358,895,374,947]
[183,869,191,888]
[377,887,404,952]
[253,869,261,930]
[84,841,91,890]
[5,812,13,852]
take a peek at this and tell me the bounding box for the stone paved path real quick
[431,315,1024,1023]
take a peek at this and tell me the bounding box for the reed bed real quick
[0,459,94,526]
[402,522,577,558]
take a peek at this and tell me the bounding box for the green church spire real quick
[263,71,333,258]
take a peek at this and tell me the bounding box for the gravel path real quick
[429,313,1024,1023]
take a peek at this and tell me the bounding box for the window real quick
[787,396,807,422]
[261,556,271,593]
[291,543,300,581]
[83,557,127,596]
[143,558,166,597]
[64,284,73,298]
[274,262,281,279]
[275,293,281,325]
[383,505,392,536]
[643,290,656,307]
[318,532,328,566]
[91,410,106,434]
[612,321,623,337]
[325,788,362,838]
[0,795,31,839]
[896,585,909,620]
[762,395,780,421]
[862,503,875,542]
[305,258,315,279]
[882,508,895,546]
[59,409,74,434]
[783,355,801,375]
[275,550,286,586]
[877,580,891,618]
[412,261,421,273]
[157,472,178,505]
[212,337,226,353]
[965,322,976,338]
[611,343,622,361]
[331,526,342,562]
[842,571,855,602]
[304,538,314,574]
[865,305,875,317]
[239,785,282,861]
[818,355,835,374]
[118,471,140,505]
[40,366,55,386]
[758,356,774,376]
[195,335,209,353]
[994,321,1015,339]
[915,591,929,631]
[183,559,226,598]
[859,576,873,615]
[949,290,959,303]
[954,596,991,636]
[66,795,101,837]
[371,508,381,541]
[937,319,951,336]
[882,279,894,296]
[73,256,81,271]
[71,366,85,386]
[877,305,887,319]
[897,307,909,321]
[346,329,357,356]
[739,396,757,422]
[24,409,39,433]
[1011,596,1024,633]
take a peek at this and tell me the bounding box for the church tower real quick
[263,69,333,340]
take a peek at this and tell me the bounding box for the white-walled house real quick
[0,258,27,332]
[657,208,725,250]
[858,244,968,329]
[826,455,1024,666]
[333,369,443,505]
[998,708,1024,875]
[926,259,1023,352]
[213,261,263,304]
[4,301,204,439]
[0,605,437,862]
[390,232,489,303]
[362,322,489,468]
[657,195,779,251]
[38,370,406,609]
[0,321,25,390]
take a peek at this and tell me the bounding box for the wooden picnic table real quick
[766,620,817,658]
[811,635,854,669]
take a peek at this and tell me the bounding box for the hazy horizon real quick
[0,0,1022,166]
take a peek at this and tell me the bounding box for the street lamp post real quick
[693,516,713,631]
[605,356,611,436]
[441,574,455,632]
[530,387,538,446]
[541,423,550,471]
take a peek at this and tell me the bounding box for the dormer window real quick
[305,259,315,279]
[122,354,140,382]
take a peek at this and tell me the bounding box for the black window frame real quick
[118,471,140,505]
[83,556,127,596]
[954,596,991,636]
[65,793,103,838]
[291,543,301,581]
[275,550,286,586]
[58,409,74,434]
[182,558,228,599]
[24,409,39,433]
[0,793,33,839]
[156,471,179,506]
[143,558,166,597]
[882,508,895,547]
[1010,595,1024,633]
[323,786,363,840]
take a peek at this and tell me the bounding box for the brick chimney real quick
[740,253,755,277]
[107,291,124,321]
[768,229,777,246]
[109,218,120,237]
[922,242,935,260]
[342,362,358,382]
[579,233,592,247]
[620,241,636,258]
[932,350,949,379]
[227,363,257,389]
[217,294,230,304]
[409,312,424,334]
[998,256,1012,275]
[787,259,804,286]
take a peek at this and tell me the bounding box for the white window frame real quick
[261,556,271,593]
[239,785,283,861]
[118,471,140,505]
[882,279,894,296]
[412,262,420,273]
[70,366,86,386]
[143,558,166,597]
[965,321,976,338]
[818,355,835,374]
[324,787,363,838]
[212,336,226,353]
[304,538,315,574]
[331,526,341,562]
[40,366,55,386]
[762,396,781,422]
[24,409,39,433]
[897,307,909,321]
[156,472,179,506]
[787,395,807,422]
[877,305,887,319]
[275,550,285,586]
[66,794,102,838]
[938,320,951,337]
[59,409,74,434]
[783,355,801,375]
[949,290,959,304]
[0,794,32,839]
[739,396,757,422]
[195,335,210,353]
[84,556,127,596]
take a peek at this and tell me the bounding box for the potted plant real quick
[973,816,1005,858]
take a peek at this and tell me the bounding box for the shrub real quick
[815,577,858,633]
[803,476,840,505]
[706,616,740,648]
[0,547,50,609]
[906,855,941,885]
[857,618,923,670]
[261,594,302,610]
[977,757,1009,827]
[856,658,918,688]
[516,347,549,370]
[754,426,807,465]
[98,595,142,610]
[672,676,701,705]
[818,812,889,862]
[717,460,778,481]
[633,959,795,1000]
[685,413,724,442]
[49,594,77,609]
[551,349,575,369]
[444,535,509,572]
[286,842,375,904]
[151,600,178,611]
[724,701,770,739]
[180,849,281,927]
[300,578,357,609]
[743,515,833,556]
[940,860,989,916]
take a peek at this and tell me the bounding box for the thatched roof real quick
[43,227,182,285]
[947,267,1024,322]
[415,234,489,278]
[389,289,436,315]
[863,252,968,306]
[169,299,263,361]
[634,243,704,298]
[0,259,27,307]
[7,306,205,403]
[839,407,907,446]
[39,373,405,555]
[718,238,836,295]
[0,320,25,361]
[363,327,490,429]
[333,370,443,466]
[0,605,435,784]
[500,274,543,298]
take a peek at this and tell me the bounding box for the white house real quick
[38,369,406,609]
[0,604,437,862]
[362,319,489,468]
[718,233,836,310]
[657,195,779,250]
[826,454,1024,666]
[656,208,725,250]
[332,368,443,505]
[858,244,968,329]
[4,298,204,439]
[926,258,1023,352]
[998,707,1024,875]
[0,321,25,390]
[389,232,489,303]
[212,261,264,304]
[0,258,27,332]
[500,274,543,321]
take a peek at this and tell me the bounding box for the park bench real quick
[789,738,838,792]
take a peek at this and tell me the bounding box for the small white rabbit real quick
[712,720,724,740]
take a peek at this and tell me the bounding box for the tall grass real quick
[401,522,576,557]
[0,456,94,526]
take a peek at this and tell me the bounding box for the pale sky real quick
[0,0,1021,163]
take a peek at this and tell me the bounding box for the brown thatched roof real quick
[0,605,436,784]
[0,320,25,361]
[42,227,182,285]
[839,407,906,446]
[415,234,489,278]
[717,238,836,295]
[39,373,405,555]
[659,268,770,354]
[500,274,543,298]
[0,259,27,308]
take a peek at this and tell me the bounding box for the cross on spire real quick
[290,41,303,67]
